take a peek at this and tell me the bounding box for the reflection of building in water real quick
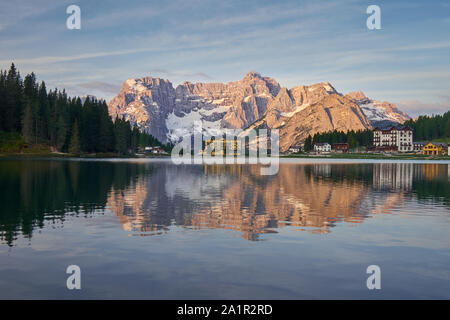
[373,163,412,190]
[313,164,331,177]
[416,163,448,181]
[203,164,243,176]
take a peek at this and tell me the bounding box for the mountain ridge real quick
[107,71,410,150]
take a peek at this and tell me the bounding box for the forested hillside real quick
[404,112,450,142]
[0,63,166,155]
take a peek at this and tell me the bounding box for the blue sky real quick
[0,0,449,117]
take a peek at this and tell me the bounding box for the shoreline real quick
[280,153,450,161]
[1,153,450,164]
[1,150,450,161]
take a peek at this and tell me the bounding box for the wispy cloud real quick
[397,99,450,117]
[337,70,450,84]
[149,69,213,80]
[84,5,163,29]
[1,0,449,113]
[77,81,122,94]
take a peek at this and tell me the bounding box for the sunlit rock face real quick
[108,72,280,143]
[108,72,409,149]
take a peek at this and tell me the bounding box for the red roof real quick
[373,126,413,133]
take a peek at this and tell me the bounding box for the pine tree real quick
[98,101,114,152]
[0,71,6,131]
[22,103,34,143]
[55,114,67,151]
[4,63,23,132]
[37,81,49,142]
[114,118,127,155]
[304,135,313,151]
[69,120,81,155]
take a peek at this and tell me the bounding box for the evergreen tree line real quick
[404,112,450,141]
[303,129,373,151]
[0,63,166,155]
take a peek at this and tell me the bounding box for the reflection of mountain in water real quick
[1,160,449,245]
[106,162,450,241]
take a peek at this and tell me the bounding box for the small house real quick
[314,143,331,153]
[332,143,349,153]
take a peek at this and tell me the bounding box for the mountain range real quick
[107,71,410,151]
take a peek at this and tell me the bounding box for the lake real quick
[0,158,449,299]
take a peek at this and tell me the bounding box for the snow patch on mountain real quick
[345,91,410,126]
[165,106,230,141]
[360,102,395,122]
[280,104,310,117]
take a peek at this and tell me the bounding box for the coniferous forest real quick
[404,112,450,142]
[0,63,167,155]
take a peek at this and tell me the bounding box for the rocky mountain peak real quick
[317,82,337,93]
[107,72,411,147]
[345,91,367,102]
[243,71,262,80]
[124,77,174,92]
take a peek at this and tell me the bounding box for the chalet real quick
[314,142,331,153]
[373,126,413,152]
[422,142,447,156]
[332,143,349,153]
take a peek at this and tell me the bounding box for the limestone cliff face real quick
[108,72,280,143]
[277,94,372,151]
[108,77,176,142]
[107,72,409,147]
[244,83,372,152]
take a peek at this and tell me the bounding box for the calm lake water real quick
[0,158,449,299]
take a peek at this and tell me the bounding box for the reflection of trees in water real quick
[410,164,450,206]
[0,160,449,245]
[0,160,152,246]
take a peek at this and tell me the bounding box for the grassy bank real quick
[0,132,171,158]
